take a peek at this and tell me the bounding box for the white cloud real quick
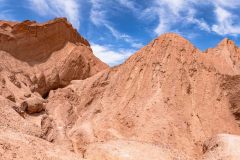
[110,0,203,36]
[28,0,80,29]
[29,0,50,16]
[156,0,185,15]
[142,0,240,36]
[186,8,211,32]
[131,42,144,48]
[153,8,171,35]
[91,43,135,66]
[212,6,240,35]
[150,0,211,35]
[215,6,231,23]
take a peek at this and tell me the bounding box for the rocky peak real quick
[155,33,190,42]
[217,38,236,49]
[152,33,197,50]
[204,38,240,75]
[123,33,200,73]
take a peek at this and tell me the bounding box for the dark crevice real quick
[42,91,50,99]
[41,84,66,99]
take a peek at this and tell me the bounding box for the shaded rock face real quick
[220,75,240,125]
[0,18,89,62]
[1,18,240,160]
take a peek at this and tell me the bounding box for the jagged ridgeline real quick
[0,19,240,160]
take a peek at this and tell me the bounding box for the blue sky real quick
[1,0,240,66]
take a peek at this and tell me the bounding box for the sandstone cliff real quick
[0,18,108,97]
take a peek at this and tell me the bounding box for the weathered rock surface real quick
[1,18,240,160]
[45,33,240,159]
[0,96,40,136]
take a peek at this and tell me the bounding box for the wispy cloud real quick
[145,0,211,35]
[27,0,80,29]
[90,0,120,35]
[0,0,14,20]
[118,0,138,12]
[0,10,12,20]
[211,2,240,35]
[91,43,135,66]
[141,0,240,36]
[99,0,206,36]
[90,0,143,49]
[89,0,106,26]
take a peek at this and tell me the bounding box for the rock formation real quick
[0,18,107,160]
[0,18,108,97]
[0,18,240,160]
